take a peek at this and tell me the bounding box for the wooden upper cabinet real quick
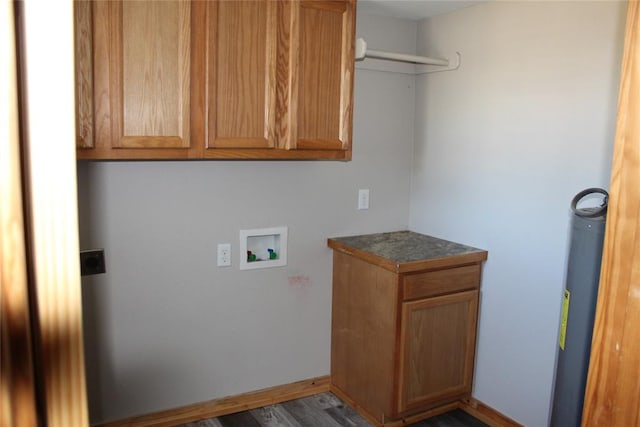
[75,0,356,160]
[76,1,199,159]
[201,0,356,159]
[283,0,355,156]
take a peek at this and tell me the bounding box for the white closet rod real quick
[355,38,449,66]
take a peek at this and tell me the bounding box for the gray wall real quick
[408,2,626,426]
[78,14,416,424]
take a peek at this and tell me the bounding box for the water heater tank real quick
[550,188,608,427]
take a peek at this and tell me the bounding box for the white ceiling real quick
[357,0,484,20]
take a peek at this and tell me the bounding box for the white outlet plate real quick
[217,243,231,267]
[358,189,370,210]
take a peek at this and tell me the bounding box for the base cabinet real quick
[328,232,487,425]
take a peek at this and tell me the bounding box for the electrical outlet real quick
[217,243,231,267]
[358,189,370,210]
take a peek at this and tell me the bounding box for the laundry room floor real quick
[179,392,488,427]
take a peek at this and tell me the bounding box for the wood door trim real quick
[582,1,640,425]
[17,2,90,425]
[1,2,39,424]
[94,376,330,427]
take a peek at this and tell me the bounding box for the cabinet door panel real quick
[207,1,276,149]
[82,0,196,158]
[287,0,354,153]
[299,2,342,143]
[398,290,479,413]
[118,1,190,148]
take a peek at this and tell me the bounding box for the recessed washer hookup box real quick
[239,226,287,271]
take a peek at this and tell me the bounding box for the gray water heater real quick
[551,188,608,427]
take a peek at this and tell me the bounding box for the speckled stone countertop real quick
[328,230,487,273]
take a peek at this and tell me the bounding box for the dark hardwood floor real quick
[179,392,487,427]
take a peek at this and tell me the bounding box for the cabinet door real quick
[74,1,93,149]
[398,290,479,413]
[204,0,277,154]
[282,0,355,157]
[78,1,198,159]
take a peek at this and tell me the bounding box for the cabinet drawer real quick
[402,264,481,301]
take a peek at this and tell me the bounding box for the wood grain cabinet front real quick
[75,1,198,159]
[74,0,355,160]
[200,0,278,154]
[328,232,487,426]
[398,290,479,414]
[285,0,355,154]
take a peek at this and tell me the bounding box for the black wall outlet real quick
[80,249,106,276]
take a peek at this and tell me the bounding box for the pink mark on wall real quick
[288,275,312,288]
